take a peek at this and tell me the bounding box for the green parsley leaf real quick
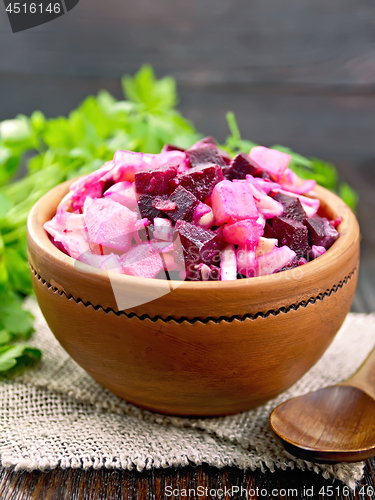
[0,344,41,374]
[0,292,34,339]
[0,330,12,345]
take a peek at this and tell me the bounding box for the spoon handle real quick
[341,346,375,398]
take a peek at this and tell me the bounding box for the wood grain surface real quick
[1,460,375,500]
[1,0,375,162]
[270,346,375,463]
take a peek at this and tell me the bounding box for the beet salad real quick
[44,138,340,281]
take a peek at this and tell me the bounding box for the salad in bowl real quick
[43,137,340,284]
[27,137,358,415]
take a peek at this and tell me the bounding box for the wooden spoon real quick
[270,347,375,463]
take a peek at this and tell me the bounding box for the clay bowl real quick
[27,180,360,416]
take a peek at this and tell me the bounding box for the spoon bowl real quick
[270,348,375,463]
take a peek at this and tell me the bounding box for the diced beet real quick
[137,194,168,222]
[113,150,185,183]
[186,144,226,168]
[219,149,232,165]
[165,186,199,222]
[271,192,307,222]
[304,216,339,249]
[188,136,217,149]
[271,216,310,256]
[224,153,270,180]
[134,165,178,196]
[263,221,277,239]
[187,137,230,165]
[175,220,225,271]
[161,144,186,153]
[272,188,320,218]
[213,224,225,242]
[170,236,186,270]
[170,164,224,201]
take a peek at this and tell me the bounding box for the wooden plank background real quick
[1,0,375,162]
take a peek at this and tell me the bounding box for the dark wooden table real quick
[1,459,375,500]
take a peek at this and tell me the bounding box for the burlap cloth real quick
[1,298,374,489]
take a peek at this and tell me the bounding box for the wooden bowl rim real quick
[27,179,359,294]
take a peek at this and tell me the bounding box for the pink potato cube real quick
[223,219,264,247]
[255,245,296,276]
[153,218,173,241]
[249,146,291,181]
[84,197,137,252]
[211,180,258,224]
[255,237,278,257]
[121,242,164,279]
[122,252,164,279]
[104,181,138,210]
[44,209,90,260]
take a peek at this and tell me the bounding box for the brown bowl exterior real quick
[27,180,359,416]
